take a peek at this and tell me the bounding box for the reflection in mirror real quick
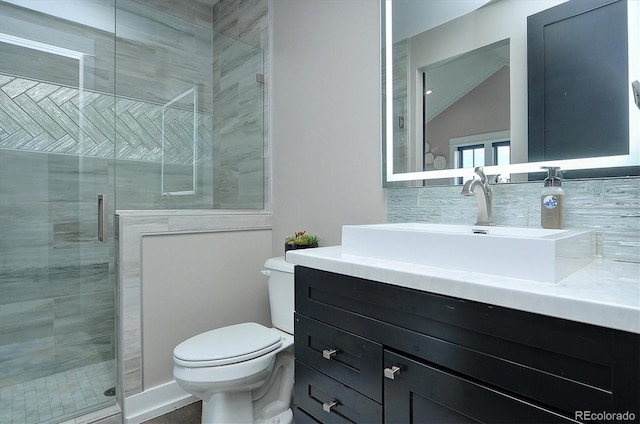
[383,0,640,186]
[423,39,510,184]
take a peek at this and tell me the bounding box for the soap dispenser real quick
[541,167,564,229]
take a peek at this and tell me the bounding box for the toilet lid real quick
[173,322,282,367]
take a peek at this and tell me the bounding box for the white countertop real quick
[286,246,640,334]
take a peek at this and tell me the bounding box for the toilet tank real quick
[263,257,295,334]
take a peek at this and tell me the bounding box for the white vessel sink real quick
[341,223,595,283]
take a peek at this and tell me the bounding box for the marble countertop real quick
[286,246,640,334]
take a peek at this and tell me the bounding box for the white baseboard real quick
[124,380,198,424]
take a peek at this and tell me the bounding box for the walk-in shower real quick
[0,0,265,422]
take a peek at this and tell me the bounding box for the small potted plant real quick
[285,231,319,252]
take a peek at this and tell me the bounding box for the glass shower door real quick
[0,1,117,422]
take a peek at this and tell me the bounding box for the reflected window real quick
[457,144,485,169]
[493,141,511,182]
[493,141,510,166]
[454,138,511,184]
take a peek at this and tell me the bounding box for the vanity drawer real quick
[294,360,382,423]
[384,350,577,423]
[294,313,383,403]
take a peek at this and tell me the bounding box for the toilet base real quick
[202,392,253,423]
[256,408,293,424]
[201,393,293,424]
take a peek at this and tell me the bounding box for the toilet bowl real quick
[173,257,295,424]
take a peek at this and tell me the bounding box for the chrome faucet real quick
[461,167,495,226]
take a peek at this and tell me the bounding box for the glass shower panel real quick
[115,0,214,210]
[0,1,116,423]
[115,0,265,210]
[212,34,265,209]
[1,0,267,422]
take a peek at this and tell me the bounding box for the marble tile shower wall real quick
[387,177,640,263]
[211,34,265,209]
[211,0,269,209]
[130,0,271,50]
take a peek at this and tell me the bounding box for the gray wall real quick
[142,230,272,388]
[271,0,387,252]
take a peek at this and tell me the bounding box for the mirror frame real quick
[383,0,640,184]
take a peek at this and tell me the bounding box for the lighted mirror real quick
[383,0,640,186]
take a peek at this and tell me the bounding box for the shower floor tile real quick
[0,360,115,424]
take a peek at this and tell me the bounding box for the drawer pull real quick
[322,400,339,413]
[322,348,338,360]
[384,365,401,380]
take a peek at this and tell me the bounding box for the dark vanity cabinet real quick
[527,0,632,178]
[293,266,640,423]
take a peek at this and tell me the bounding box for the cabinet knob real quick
[384,365,401,380]
[322,348,338,360]
[322,400,339,413]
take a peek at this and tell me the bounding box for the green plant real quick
[285,231,319,246]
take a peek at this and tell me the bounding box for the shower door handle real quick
[98,194,108,242]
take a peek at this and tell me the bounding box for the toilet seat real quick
[173,322,283,368]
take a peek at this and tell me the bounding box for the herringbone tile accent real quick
[0,75,212,165]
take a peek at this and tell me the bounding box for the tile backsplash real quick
[387,177,640,263]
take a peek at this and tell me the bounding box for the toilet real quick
[173,257,295,424]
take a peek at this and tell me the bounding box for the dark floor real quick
[142,401,202,424]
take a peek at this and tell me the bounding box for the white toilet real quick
[173,257,295,424]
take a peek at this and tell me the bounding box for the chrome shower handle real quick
[98,194,108,242]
